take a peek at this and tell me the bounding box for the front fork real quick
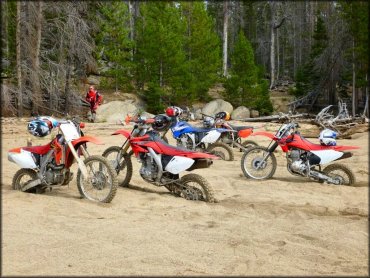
[255,141,278,170]
[67,141,89,179]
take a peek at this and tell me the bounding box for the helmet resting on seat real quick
[319,129,337,146]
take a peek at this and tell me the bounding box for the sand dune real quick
[1,118,368,276]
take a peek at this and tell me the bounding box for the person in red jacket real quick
[86,85,103,122]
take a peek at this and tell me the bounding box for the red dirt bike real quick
[102,115,218,202]
[8,117,118,202]
[240,121,359,185]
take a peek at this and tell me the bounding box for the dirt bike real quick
[201,113,259,151]
[8,117,118,202]
[160,116,235,161]
[240,121,358,185]
[102,116,217,202]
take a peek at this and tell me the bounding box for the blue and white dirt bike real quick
[161,107,234,161]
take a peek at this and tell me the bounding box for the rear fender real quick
[332,145,360,151]
[238,129,253,138]
[112,129,131,139]
[250,131,275,139]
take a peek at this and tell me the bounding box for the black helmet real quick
[215,111,231,120]
[152,114,171,131]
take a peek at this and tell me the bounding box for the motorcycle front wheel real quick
[206,142,234,161]
[322,163,356,186]
[241,146,277,179]
[77,155,118,203]
[102,146,133,187]
[179,174,215,203]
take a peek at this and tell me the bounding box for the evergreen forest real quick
[1,1,368,116]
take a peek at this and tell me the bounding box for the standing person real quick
[85,85,103,122]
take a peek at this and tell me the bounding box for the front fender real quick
[250,131,275,139]
[112,129,131,139]
[71,136,104,147]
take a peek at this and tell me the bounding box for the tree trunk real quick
[270,25,275,89]
[276,27,280,81]
[31,1,43,114]
[363,73,369,117]
[222,1,229,77]
[352,39,356,117]
[159,59,163,87]
[3,1,9,64]
[293,17,296,77]
[128,0,134,61]
[65,56,71,114]
[16,1,23,117]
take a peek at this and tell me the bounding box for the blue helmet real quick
[319,129,337,146]
[27,119,52,137]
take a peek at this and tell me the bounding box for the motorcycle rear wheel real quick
[206,142,234,161]
[179,173,215,202]
[322,163,355,186]
[12,168,45,193]
[102,146,133,187]
[241,146,277,179]
[77,155,118,203]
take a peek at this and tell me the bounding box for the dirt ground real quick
[1,117,368,276]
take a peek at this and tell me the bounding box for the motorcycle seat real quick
[23,143,52,155]
[154,137,216,159]
[229,124,254,131]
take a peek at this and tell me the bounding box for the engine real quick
[287,149,308,175]
[45,163,67,185]
[139,154,159,182]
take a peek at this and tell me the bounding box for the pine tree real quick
[181,1,221,103]
[293,15,329,96]
[95,2,133,91]
[224,31,272,114]
[135,2,186,112]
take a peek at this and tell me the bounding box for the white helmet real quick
[203,116,215,128]
[319,129,337,146]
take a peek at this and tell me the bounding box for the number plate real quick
[59,122,80,142]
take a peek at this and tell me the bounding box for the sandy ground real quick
[1,117,368,276]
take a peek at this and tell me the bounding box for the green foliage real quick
[135,2,186,92]
[95,2,133,91]
[144,83,166,114]
[310,16,328,59]
[180,2,221,103]
[340,1,369,87]
[224,31,272,114]
[294,15,329,97]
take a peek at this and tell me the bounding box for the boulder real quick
[231,106,250,120]
[194,109,203,120]
[95,100,143,123]
[201,99,233,117]
[250,109,260,118]
[87,75,100,86]
[140,111,155,119]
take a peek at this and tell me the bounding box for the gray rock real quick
[201,99,233,117]
[231,106,250,120]
[140,111,155,119]
[95,100,143,123]
[250,109,260,118]
[194,109,203,120]
[87,75,100,86]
